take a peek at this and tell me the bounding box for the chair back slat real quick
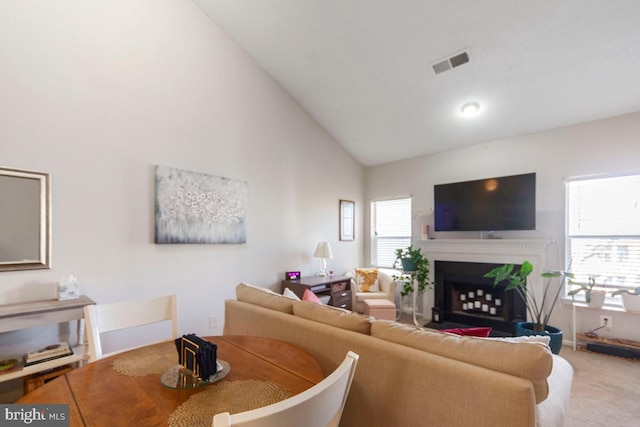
[213,351,359,427]
[83,294,178,362]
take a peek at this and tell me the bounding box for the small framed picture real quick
[285,271,301,281]
[339,199,355,241]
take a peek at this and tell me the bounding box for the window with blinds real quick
[566,174,640,302]
[370,197,411,268]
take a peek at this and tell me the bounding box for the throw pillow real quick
[302,289,322,304]
[283,287,301,301]
[485,335,551,346]
[355,268,379,292]
[441,327,492,337]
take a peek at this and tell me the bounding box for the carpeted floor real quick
[561,347,640,426]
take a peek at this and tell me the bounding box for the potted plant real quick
[567,275,606,308]
[392,245,434,303]
[484,261,573,354]
[611,286,640,312]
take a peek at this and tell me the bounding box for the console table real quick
[0,295,95,383]
[282,275,352,310]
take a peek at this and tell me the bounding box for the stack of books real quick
[24,342,73,366]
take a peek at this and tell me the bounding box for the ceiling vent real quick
[432,50,470,75]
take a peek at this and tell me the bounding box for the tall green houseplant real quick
[483,261,573,332]
[392,245,434,298]
[484,261,572,355]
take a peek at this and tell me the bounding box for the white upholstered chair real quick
[83,294,178,362]
[212,351,359,427]
[350,269,397,314]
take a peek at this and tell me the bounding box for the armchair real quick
[349,269,397,314]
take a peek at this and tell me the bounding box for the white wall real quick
[365,111,640,342]
[0,0,364,398]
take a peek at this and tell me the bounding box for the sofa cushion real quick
[293,301,372,335]
[302,289,322,304]
[441,327,492,337]
[371,320,553,403]
[354,268,379,292]
[282,287,301,301]
[236,283,297,314]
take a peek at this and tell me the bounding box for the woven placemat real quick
[112,341,177,376]
[168,380,292,427]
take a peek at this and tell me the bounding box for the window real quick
[370,197,411,268]
[566,174,640,302]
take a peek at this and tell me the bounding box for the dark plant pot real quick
[401,259,415,272]
[515,322,563,355]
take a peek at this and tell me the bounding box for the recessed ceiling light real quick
[460,102,481,117]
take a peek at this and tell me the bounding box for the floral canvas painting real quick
[155,166,247,244]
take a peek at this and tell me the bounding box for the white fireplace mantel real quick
[416,238,552,264]
[414,238,553,320]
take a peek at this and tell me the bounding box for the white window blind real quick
[370,197,411,268]
[566,174,640,299]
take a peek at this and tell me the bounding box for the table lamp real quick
[313,242,333,277]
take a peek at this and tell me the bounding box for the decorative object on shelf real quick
[24,342,73,366]
[567,275,605,308]
[414,207,433,240]
[154,166,248,244]
[313,242,333,277]
[611,287,640,312]
[484,261,574,354]
[285,271,301,281]
[339,199,355,241]
[57,275,80,301]
[0,359,18,372]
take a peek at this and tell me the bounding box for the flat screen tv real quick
[434,173,536,232]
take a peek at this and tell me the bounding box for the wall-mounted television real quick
[434,173,536,232]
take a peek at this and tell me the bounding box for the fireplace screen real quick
[434,261,527,334]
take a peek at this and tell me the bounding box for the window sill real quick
[561,297,630,313]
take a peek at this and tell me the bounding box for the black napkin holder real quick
[174,334,218,381]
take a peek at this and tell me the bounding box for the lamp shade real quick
[313,242,333,259]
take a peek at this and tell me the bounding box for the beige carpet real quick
[561,347,640,427]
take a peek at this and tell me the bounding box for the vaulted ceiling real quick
[194,1,640,166]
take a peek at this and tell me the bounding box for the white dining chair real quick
[212,351,359,427]
[83,294,178,362]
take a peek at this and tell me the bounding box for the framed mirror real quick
[0,166,51,271]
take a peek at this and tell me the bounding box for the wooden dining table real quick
[16,335,325,426]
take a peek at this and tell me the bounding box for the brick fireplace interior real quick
[432,260,527,335]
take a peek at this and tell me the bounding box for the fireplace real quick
[434,261,527,334]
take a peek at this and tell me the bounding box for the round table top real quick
[17,335,324,426]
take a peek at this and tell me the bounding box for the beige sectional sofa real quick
[224,283,574,427]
